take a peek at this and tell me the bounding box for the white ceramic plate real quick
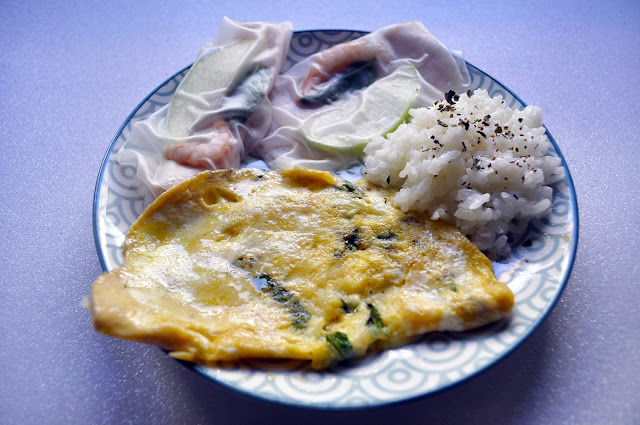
[93,30,578,409]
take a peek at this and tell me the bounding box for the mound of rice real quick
[362,89,564,257]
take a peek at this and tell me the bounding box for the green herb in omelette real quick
[258,274,310,328]
[341,299,357,314]
[334,180,363,198]
[344,229,360,251]
[326,332,354,359]
[366,303,384,330]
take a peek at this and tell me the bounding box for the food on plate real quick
[91,19,568,374]
[256,21,470,171]
[362,89,563,257]
[116,18,292,195]
[88,168,513,369]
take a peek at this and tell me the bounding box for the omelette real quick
[89,168,513,369]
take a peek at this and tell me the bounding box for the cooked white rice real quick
[362,89,564,257]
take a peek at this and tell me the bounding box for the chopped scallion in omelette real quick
[88,168,513,369]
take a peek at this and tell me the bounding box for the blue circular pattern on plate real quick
[93,29,578,409]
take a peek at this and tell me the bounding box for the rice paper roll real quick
[117,17,293,197]
[256,21,471,171]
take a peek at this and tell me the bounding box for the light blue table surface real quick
[1,1,638,424]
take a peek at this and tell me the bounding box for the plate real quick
[93,29,578,409]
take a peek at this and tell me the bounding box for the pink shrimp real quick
[299,38,382,95]
[164,120,235,169]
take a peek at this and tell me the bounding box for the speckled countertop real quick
[1,1,638,424]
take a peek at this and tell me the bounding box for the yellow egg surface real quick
[89,168,513,369]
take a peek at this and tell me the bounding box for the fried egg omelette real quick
[88,168,513,369]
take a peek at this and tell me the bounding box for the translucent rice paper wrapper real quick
[117,17,293,196]
[256,21,471,171]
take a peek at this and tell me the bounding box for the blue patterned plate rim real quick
[92,29,578,409]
